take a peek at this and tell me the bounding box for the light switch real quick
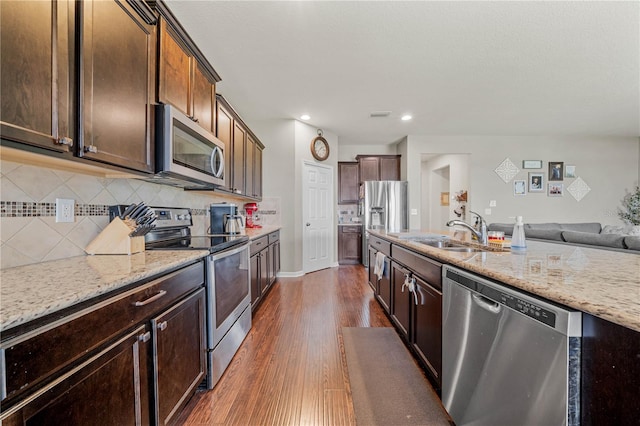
[410,209,418,216]
[489,200,497,207]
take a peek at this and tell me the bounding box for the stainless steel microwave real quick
[154,104,225,188]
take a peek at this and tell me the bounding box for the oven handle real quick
[209,242,249,261]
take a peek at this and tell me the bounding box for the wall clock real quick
[310,130,329,161]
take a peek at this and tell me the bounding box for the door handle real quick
[306,223,311,226]
[472,293,501,313]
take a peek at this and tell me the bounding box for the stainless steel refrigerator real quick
[360,180,409,267]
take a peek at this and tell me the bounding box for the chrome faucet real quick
[446,210,488,245]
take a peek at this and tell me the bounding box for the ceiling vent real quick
[369,111,392,118]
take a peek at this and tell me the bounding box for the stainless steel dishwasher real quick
[442,265,582,426]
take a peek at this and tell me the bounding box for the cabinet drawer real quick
[392,245,442,289]
[369,234,391,256]
[1,262,204,402]
[340,225,362,234]
[251,236,268,256]
[268,231,280,244]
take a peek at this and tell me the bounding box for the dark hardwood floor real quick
[175,265,393,425]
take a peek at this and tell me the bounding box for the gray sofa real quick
[487,222,640,253]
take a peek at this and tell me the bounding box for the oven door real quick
[207,243,250,348]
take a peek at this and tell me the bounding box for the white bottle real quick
[511,216,527,251]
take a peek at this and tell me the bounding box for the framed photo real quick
[548,161,564,181]
[514,180,526,196]
[440,192,450,206]
[522,160,542,169]
[548,182,564,197]
[528,172,544,192]
[565,165,576,178]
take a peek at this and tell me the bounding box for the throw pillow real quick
[601,225,640,236]
[562,231,626,248]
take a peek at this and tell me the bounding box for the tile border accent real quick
[0,201,208,218]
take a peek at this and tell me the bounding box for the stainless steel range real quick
[143,207,251,389]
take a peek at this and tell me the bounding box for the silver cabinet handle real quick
[134,290,167,307]
[56,136,73,146]
[157,321,168,331]
[139,332,151,342]
[84,145,98,154]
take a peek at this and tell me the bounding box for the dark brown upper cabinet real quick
[0,0,75,153]
[158,17,217,134]
[216,94,264,199]
[338,161,360,204]
[356,155,401,182]
[78,0,157,173]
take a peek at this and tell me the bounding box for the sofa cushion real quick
[487,223,514,235]
[602,225,640,236]
[524,228,564,241]
[624,236,640,251]
[525,223,561,231]
[559,223,602,234]
[561,231,626,248]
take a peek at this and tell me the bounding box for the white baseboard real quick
[276,270,305,278]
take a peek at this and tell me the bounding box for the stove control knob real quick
[184,213,191,220]
[177,214,184,220]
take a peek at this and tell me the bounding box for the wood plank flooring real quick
[175,265,393,425]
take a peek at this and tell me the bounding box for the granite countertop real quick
[0,250,209,332]
[370,229,640,332]
[244,226,281,240]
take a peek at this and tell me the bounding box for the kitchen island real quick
[368,228,640,425]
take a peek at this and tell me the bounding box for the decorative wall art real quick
[567,177,591,202]
[548,183,564,197]
[565,165,576,178]
[440,192,450,206]
[514,180,526,196]
[548,162,564,181]
[528,172,544,192]
[494,158,520,183]
[522,160,543,169]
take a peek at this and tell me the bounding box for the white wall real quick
[405,135,640,228]
[338,144,399,161]
[421,154,470,230]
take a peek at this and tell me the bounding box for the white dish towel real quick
[373,251,386,281]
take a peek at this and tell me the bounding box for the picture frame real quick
[548,161,564,181]
[548,183,564,197]
[440,192,450,206]
[528,172,544,192]
[522,160,542,169]
[565,165,576,178]
[514,180,526,196]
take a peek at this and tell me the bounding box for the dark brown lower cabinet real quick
[581,314,640,425]
[2,326,150,426]
[152,289,206,426]
[338,225,362,265]
[411,275,443,389]
[250,232,280,312]
[391,261,411,338]
[368,247,378,293]
[369,247,392,314]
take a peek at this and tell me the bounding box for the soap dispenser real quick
[511,216,526,251]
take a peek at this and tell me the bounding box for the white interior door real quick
[303,161,333,273]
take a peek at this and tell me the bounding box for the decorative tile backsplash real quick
[0,159,258,269]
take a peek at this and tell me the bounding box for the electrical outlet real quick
[410,208,418,216]
[489,200,497,207]
[56,198,75,223]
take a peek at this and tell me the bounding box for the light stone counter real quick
[0,250,209,332]
[370,229,640,332]
[244,226,281,240]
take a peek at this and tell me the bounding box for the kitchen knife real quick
[121,203,137,220]
[128,203,147,220]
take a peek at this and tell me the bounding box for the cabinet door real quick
[80,0,155,173]
[379,157,400,180]
[391,262,411,338]
[259,249,269,295]
[267,243,277,285]
[232,122,246,194]
[0,0,74,152]
[338,227,362,265]
[377,257,392,314]
[254,143,264,200]
[2,326,150,426]
[412,276,442,388]
[216,101,234,191]
[158,19,190,116]
[338,162,360,204]
[273,240,280,277]
[250,252,261,309]
[359,157,379,182]
[368,247,378,293]
[191,63,214,133]
[245,134,255,198]
[152,289,206,426]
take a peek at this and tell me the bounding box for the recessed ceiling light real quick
[401,114,412,121]
[300,114,310,120]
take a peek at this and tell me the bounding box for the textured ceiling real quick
[166,1,639,145]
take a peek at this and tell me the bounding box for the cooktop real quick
[145,235,249,254]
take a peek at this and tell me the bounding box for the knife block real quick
[85,217,145,255]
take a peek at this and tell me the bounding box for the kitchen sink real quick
[439,246,486,253]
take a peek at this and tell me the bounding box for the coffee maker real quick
[243,202,260,228]
[209,203,237,234]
